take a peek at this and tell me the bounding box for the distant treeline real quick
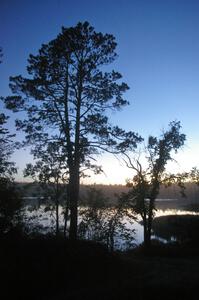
[17,182,199,208]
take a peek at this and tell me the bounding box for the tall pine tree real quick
[4,22,142,239]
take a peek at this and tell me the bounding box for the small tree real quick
[124,121,186,248]
[189,167,199,185]
[78,187,135,251]
[4,22,142,239]
[24,142,68,236]
[0,113,23,236]
[0,51,23,236]
[0,177,22,236]
[0,113,16,176]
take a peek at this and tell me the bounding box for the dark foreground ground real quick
[1,236,199,300]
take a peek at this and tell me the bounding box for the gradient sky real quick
[1,0,199,184]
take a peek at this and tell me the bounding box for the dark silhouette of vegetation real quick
[1,27,199,300]
[1,236,199,300]
[184,202,199,212]
[78,187,135,251]
[0,112,23,236]
[0,113,16,177]
[24,142,68,236]
[124,121,186,248]
[0,177,23,236]
[189,167,199,185]
[19,181,199,209]
[153,214,199,244]
[3,22,142,240]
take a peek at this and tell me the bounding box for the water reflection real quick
[24,205,199,246]
[155,209,199,217]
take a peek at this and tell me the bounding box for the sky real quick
[0,0,199,184]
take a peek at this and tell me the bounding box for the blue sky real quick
[1,0,199,184]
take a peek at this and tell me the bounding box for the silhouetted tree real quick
[0,177,23,236]
[3,22,142,239]
[0,113,23,236]
[78,187,135,251]
[0,48,16,178]
[0,113,16,177]
[124,121,186,248]
[0,49,23,236]
[189,167,199,185]
[24,142,68,236]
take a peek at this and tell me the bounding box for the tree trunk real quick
[55,197,59,236]
[64,202,69,238]
[143,217,148,248]
[142,210,150,249]
[145,229,151,249]
[145,198,154,249]
[143,222,151,249]
[68,168,80,240]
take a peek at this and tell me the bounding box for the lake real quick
[24,204,199,248]
[129,209,199,245]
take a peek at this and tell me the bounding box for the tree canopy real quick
[3,22,142,239]
[125,121,186,248]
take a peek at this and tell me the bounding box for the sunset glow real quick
[1,0,199,184]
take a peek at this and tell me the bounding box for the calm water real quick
[25,204,199,247]
[126,209,199,245]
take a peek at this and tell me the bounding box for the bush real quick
[0,177,24,236]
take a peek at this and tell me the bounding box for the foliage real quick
[0,49,17,178]
[0,177,23,236]
[24,141,68,236]
[78,187,135,251]
[0,113,17,177]
[124,121,186,248]
[3,22,142,239]
[0,49,23,236]
[0,115,23,236]
[189,167,199,185]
